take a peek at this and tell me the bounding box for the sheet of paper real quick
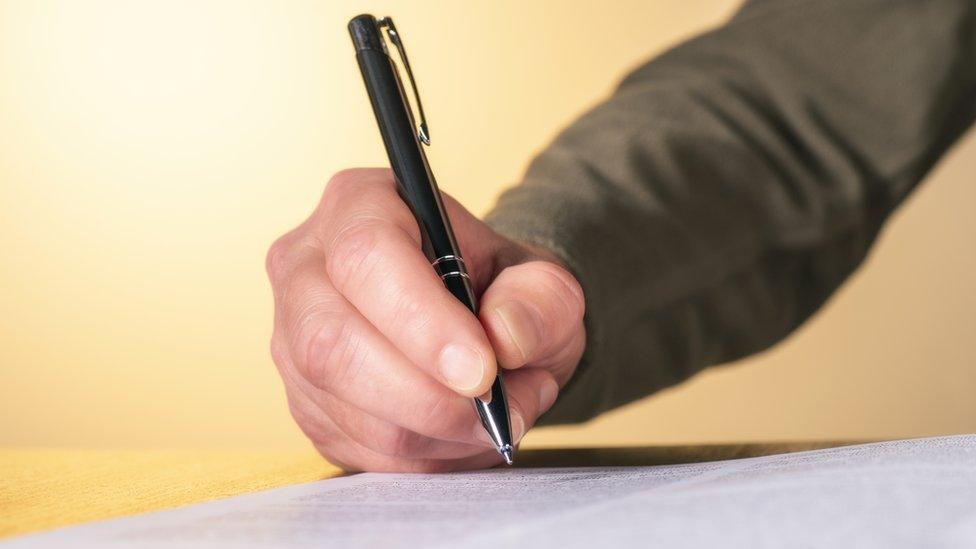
[7,435,976,548]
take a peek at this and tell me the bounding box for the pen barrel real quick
[349,15,512,458]
[350,21,478,313]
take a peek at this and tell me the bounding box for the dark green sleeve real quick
[484,0,976,424]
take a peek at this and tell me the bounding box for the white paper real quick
[7,435,976,548]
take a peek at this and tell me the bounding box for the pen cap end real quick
[348,14,384,52]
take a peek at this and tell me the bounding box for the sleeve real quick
[484,0,976,424]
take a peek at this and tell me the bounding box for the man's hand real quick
[266,168,585,472]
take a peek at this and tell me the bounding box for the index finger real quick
[316,169,498,397]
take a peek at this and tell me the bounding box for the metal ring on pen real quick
[440,271,470,281]
[431,255,465,267]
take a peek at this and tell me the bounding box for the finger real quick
[541,325,586,387]
[285,383,503,473]
[278,256,483,445]
[274,344,489,460]
[279,315,556,468]
[318,170,497,397]
[479,261,585,378]
[498,368,561,446]
[317,389,490,460]
[314,436,504,474]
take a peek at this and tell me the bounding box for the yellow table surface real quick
[0,448,341,540]
[1,441,852,541]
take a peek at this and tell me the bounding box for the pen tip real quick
[500,445,514,466]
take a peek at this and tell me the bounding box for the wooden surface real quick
[0,449,340,540]
[1,441,860,540]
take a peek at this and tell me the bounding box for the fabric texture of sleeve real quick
[484,0,976,424]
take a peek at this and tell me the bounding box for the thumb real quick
[478,260,585,385]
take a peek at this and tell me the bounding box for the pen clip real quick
[377,16,430,146]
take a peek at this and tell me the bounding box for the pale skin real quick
[266,168,586,472]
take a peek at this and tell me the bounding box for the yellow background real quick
[1,0,973,452]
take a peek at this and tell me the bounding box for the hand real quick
[266,168,585,472]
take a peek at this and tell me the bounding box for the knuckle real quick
[295,311,363,389]
[324,169,368,200]
[321,169,396,213]
[326,223,382,290]
[535,262,585,321]
[320,171,369,221]
[387,288,430,334]
[414,392,468,441]
[269,334,289,369]
[265,236,291,283]
[313,442,358,472]
[371,426,429,458]
[323,175,419,248]
[286,396,331,444]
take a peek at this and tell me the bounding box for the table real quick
[0,441,855,540]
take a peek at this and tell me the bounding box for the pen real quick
[347,14,515,465]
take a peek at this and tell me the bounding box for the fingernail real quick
[438,344,487,392]
[493,302,540,365]
[538,378,559,413]
[511,410,526,443]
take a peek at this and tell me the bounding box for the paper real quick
[7,435,976,548]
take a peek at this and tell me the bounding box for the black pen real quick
[347,14,515,465]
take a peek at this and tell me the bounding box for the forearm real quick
[486,0,976,423]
